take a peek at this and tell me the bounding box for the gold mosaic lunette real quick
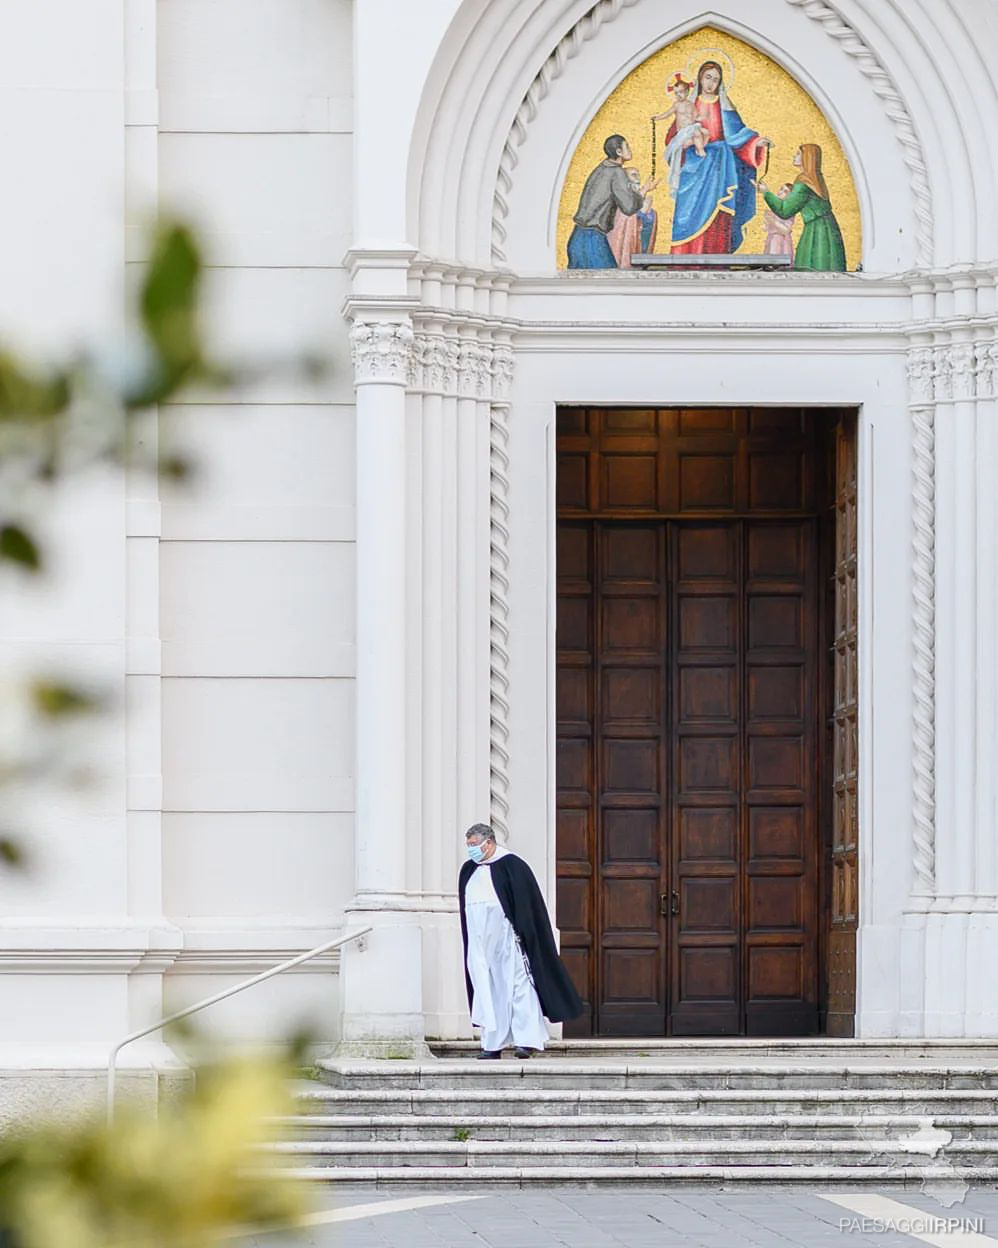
[557,26,862,270]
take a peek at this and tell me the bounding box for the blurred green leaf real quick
[0,525,41,571]
[159,453,193,482]
[133,224,204,405]
[0,354,70,422]
[32,682,99,718]
[0,838,24,867]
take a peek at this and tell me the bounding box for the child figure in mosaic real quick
[607,167,649,266]
[763,183,796,259]
[653,73,711,196]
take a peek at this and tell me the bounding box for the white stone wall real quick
[155,0,356,1041]
[0,0,357,1113]
[0,0,136,1113]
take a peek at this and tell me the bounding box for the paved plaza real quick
[235,1187,998,1248]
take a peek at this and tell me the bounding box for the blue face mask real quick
[466,842,488,864]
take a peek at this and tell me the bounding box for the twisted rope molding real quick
[492,0,641,263]
[489,345,515,840]
[491,0,933,266]
[782,0,932,265]
[910,395,936,893]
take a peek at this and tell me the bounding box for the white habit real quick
[464,846,549,1052]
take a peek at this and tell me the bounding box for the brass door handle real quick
[661,890,681,917]
[660,892,669,917]
[671,889,680,916]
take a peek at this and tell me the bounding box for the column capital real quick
[491,343,515,404]
[906,337,998,404]
[349,318,414,387]
[906,346,936,407]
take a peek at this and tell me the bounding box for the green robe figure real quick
[760,142,846,272]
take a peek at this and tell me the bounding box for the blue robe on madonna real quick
[669,94,763,253]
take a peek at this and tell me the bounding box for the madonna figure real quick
[665,60,772,255]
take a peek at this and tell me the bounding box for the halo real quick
[683,47,736,90]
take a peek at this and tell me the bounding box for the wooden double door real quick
[556,409,857,1037]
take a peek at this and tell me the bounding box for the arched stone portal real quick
[338,0,998,1049]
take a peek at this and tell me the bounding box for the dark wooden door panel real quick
[596,522,668,1035]
[556,409,845,1037]
[826,414,859,1035]
[743,519,819,1036]
[669,522,741,1035]
[556,521,596,1034]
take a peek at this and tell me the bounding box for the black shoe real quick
[514,1046,533,1059]
[476,1049,502,1060]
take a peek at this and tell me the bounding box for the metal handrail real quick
[106,925,372,1122]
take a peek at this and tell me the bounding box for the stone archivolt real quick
[492,0,932,266]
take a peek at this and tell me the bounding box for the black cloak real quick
[458,852,584,1024]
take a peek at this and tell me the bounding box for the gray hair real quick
[465,823,496,843]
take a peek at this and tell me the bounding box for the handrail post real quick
[106,926,371,1124]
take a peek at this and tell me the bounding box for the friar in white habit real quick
[458,823,584,1059]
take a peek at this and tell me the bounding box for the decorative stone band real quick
[407,332,515,403]
[907,341,998,404]
[349,319,414,386]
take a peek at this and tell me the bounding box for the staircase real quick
[268,1040,998,1188]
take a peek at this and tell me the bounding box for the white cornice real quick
[172,949,341,975]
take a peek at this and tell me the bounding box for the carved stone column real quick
[903,327,998,1036]
[337,317,429,1057]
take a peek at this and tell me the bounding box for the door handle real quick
[661,890,681,917]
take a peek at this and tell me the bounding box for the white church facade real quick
[3,0,998,1109]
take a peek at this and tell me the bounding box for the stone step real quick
[297,1086,998,1117]
[316,1059,998,1092]
[260,1163,998,1189]
[279,1111,998,1142]
[264,1136,998,1168]
[430,1039,998,1063]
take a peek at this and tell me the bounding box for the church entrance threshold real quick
[555,409,858,1038]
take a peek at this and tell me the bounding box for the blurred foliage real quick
[0,222,218,858]
[0,222,240,867]
[0,224,325,1239]
[0,221,210,577]
[0,1055,306,1248]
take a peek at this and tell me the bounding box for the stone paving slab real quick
[232,1187,998,1247]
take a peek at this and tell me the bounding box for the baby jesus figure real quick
[651,73,710,196]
